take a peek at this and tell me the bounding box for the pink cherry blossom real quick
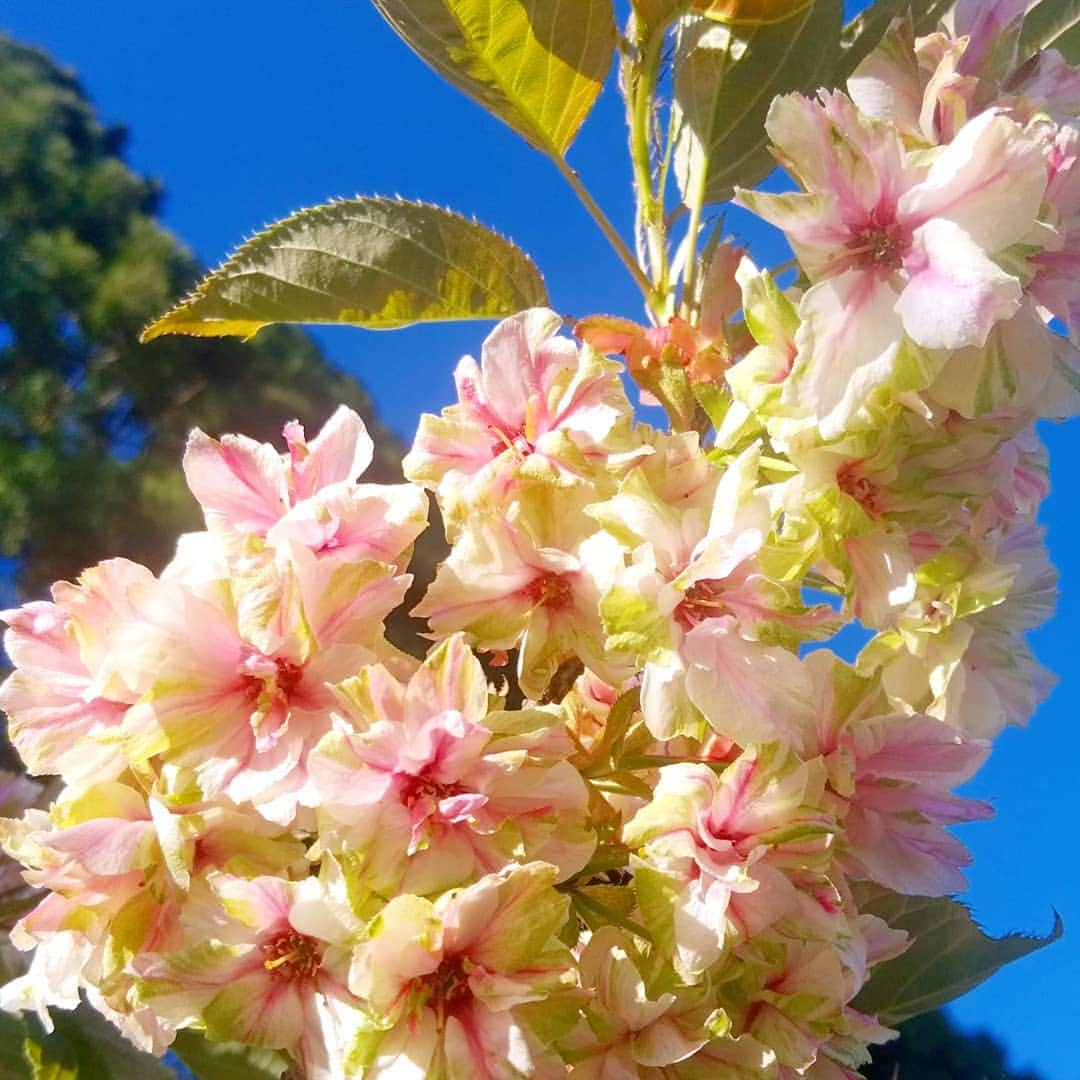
[306,635,594,894]
[738,94,1047,436]
[136,874,361,1079]
[624,748,833,981]
[0,559,151,783]
[110,547,407,824]
[184,406,427,564]
[348,862,574,1079]
[412,493,623,699]
[839,713,993,895]
[404,308,631,506]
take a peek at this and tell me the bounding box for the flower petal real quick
[898,218,1022,351]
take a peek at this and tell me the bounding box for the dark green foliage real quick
[865,1010,1043,1080]
[0,36,408,599]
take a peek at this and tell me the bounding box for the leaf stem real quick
[680,192,707,319]
[656,78,680,230]
[629,27,671,310]
[555,156,658,307]
[678,19,731,321]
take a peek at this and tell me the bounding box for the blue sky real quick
[4,2,1078,1076]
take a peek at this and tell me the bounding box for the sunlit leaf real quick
[141,198,548,341]
[372,0,615,158]
[171,1029,289,1079]
[853,883,1063,1026]
[834,0,954,79]
[673,1,843,206]
[1020,0,1080,62]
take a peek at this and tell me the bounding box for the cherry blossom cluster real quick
[0,3,1076,1077]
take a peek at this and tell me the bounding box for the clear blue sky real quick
[4,2,1078,1076]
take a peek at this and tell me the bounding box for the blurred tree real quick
[0,35,407,598]
[865,1010,1043,1079]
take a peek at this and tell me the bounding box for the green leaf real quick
[834,0,954,80]
[587,686,640,769]
[371,0,615,158]
[570,885,652,941]
[1020,0,1080,63]
[57,1006,175,1080]
[23,1021,77,1080]
[852,884,1063,1026]
[0,1010,32,1079]
[563,841,632,882]
[672,1,844,206]
[171,1029,289,1080]
[14,1005,177,1080]
[141,197,548,341]
[632,862,680,957]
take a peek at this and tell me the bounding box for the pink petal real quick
[898,111,1047,254]
[954,0,1027,77]
[898,218,1022,350]
[44,818,151,876]
[478,309,566,432]
[438,792,489,823]
[287,405,374,499]
[683,621,812,748]
[183,429,288,535]
[787,271,904,439]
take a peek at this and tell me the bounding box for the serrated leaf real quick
[567,842,632,881]
[673,2,844,206]
[141,198,548,341]
[1020,0,1080,63]
[372,0,615,158]
[171,1029,289,1080]
[834,0,955,80]
[852,883,1063,1026]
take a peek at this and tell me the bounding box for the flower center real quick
[526,572,574,610]
[676,579,732,629]
[420,955,472,1016]
[275,661,304,697]
[261,929,322,982]
[243,658,304,703]
[398,772,465,808]
[836,462,883,515]
[846,218,909,271]
[488,424,535,460]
